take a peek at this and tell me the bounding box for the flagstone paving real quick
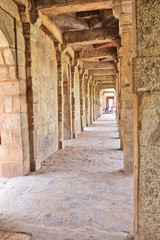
[0,114,133,240]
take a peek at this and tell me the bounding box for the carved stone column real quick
[114,0,134,172]
[71,61,77,139]
[89,78,93,124]
[79,69,85,131]
[55,43,64,149]
[115,58,121,135]
[132,1,160,239]
[84,74,89,127]
[93,81,96,122]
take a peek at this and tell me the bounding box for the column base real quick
[59,141,64,149]
[73,133,77,139]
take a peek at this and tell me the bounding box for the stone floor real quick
[0,114,133,240]
[0,230,31,239]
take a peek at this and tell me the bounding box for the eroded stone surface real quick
[0,115,133,240]
[0,230,31,240]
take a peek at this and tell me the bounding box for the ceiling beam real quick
[96,80,114,83]
[35,0,112,15]
[98,83,115,89]
[84,61,116,69]
[89,69,115,76]
[94,75,115,81]
[39,12,63,44]
[76,48,117,60]
[63,27,119,45]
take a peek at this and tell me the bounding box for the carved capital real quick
[119,13,132,34]
[113,0,122,19]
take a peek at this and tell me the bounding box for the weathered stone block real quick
[3,48,14,65]
[0,99,4,113]
[20,96,27,113]
[136,0,160,57]
[4,97,12,113]
[0,67,9,80]
[21,113,29,129]
[0,0,20,20]
[9,66,16,79]
[1,163,23,178]
[13,96,20,113]
[0,51,4,65]
[133,57,160,92]
[3,114,21,129]
[17,49,25,67]
[0,81,19,96]
[0,8,14,29]
[17,29,25,51]
[12,129,22,146]
[1,129,12,145]
[18,66,26,80]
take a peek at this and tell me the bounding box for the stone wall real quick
[25,25,58,171]
[138,92,160,239]
[0,0,30,177]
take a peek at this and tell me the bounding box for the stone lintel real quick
[76,48,117,60]
[63,27,119,45]
[96,81,114,85]
[89,69,115,76]
[35,0,112,15]
[84,61,116,69]
[99,83,115,89]
[94,75,114,81]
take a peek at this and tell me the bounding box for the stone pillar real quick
[114,0,134,172]
[85,74,89,127]
[93,82,96,122]
[55,43,64,149]
[79,69,85,131]
[132,1,160,239]
[115,59,121,135]
[89,79,93,124]
[71,62,77,139]
[95,85,99,119]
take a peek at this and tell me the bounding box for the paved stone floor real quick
[0,230,31,239]
[0,114,133,240]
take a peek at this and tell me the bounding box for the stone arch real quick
[106,96,115,108]
[0,30,23,177]
[0,17,17,66]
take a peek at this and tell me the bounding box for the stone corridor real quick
[0,115,133,240]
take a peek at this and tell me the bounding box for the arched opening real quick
[0,30,23,177]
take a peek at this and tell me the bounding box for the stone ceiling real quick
[33,0,120,88]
